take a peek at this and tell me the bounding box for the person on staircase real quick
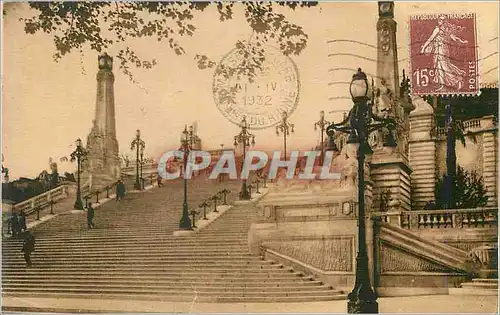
[87,202,95,229]
[10,213,20,238]
[116,180,126,201]
[19,211,27,232]
[21,231,35,267]
[157,173,164,187]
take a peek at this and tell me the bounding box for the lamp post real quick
[140,145,145,189]
[314,110,331,165]
[179,125,192,230]
[70,138,88,210]
[131,129,145,190]
[276,111,294,160]
[326,68,397,314]
[234,116,255,200]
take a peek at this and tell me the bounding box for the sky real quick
[2,1,499,179]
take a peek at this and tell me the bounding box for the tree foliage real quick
[16,1,318,83]
[435,165,489,209]
[426,88,499,127]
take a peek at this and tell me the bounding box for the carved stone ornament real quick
[380,23,391,55]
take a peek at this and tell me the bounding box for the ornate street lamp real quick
[234,116,255,200]
[131,129,145,190]
[326,68,397,314]
[179,125,192,230]
[276,111,294,160]
[314,110,331,165]
[70,138,88,210]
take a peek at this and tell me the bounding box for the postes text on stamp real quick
[409,13,478,96]
[212,45,300,130]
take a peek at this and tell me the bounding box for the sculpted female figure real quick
[420,15,469,91]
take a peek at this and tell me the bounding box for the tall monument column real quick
[376,1,399,99]
[83,53,121,189]
[371,2,413,213]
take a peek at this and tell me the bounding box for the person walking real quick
[87,202,95,229]
[21,231,35,267]
[19,211,27,232]
[116,180,126,201]
[157,174,164,187]
[11,213,20,238]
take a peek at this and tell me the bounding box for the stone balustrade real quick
[436,116,495,138]
[372,207,498,230]
[11,179,91,216]
[121,162,158,174]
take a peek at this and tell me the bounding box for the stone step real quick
[2,292,346,303]
[2,286,337,297]
[449,287,499,296]
[472,278,498,283]
[1,261,282,269]
[2,271,307,279]
[3,237,249,245]
[3,243,250,250]
[2,282,335,293]
[2,248,250,255]
[2,252,256,259]
[461,282,498,290]
[1,277,321,286]
[2,265,295,272]
[2,258,272,265]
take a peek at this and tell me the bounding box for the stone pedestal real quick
[408,96,436,210]
[370,147,412,212]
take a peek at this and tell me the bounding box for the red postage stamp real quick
[409,13,478,96]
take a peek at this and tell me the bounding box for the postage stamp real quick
[212,45,300,129]
[409,13,478,96]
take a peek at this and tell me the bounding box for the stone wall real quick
[249,196,361,291]
[409,97,497,210]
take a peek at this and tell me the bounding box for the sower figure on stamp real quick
[87,202,95,229]
[116,179,126,201]
[21,231,35,267]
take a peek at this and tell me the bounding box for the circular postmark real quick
[212,45,300,130]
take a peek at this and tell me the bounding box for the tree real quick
[9,2,318,84]
[425,88,499,127]
[435,165,488,209]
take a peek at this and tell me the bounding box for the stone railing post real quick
[408,96,437,210]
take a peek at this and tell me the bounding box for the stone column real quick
[482,116,497,207]
[408,97,436,210]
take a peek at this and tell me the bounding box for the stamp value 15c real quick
[409,13,479,96]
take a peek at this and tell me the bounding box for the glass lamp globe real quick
[350,68,368,100]
[320,110,325,119]
[75,138,82,148]
[136,129,141,138]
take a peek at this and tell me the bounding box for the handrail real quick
[372,207,498,229]
[193,188,232,224]
[12,185,70,215]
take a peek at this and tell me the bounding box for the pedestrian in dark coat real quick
[116,180,126,201]
[19,211,27,232]
[11,213,20,238]
[157,174,164,187]
[21,231,35,267]
[87,202,95,229]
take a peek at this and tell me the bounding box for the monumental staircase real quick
[2,177,343,304]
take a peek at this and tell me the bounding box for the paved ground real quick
[1,295,498,313]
